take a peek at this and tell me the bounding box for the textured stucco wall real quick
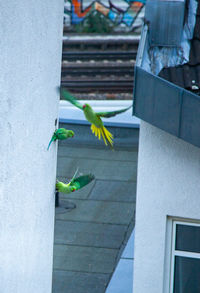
[0,1,63,292]
[133,121,200,293]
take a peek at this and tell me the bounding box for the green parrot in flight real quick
[56,171,95,194]
[60,88,132,147]
[47,128,74,150]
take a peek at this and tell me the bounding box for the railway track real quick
[62,35,139,51]
[61,36,138,94]
[62,51,137,62]
[61,80,134,93]
[61,62,135,77]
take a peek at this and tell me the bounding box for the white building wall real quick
[0,1,63,292]
[133,121,200,293]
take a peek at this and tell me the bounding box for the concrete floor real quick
[52,122,138,293]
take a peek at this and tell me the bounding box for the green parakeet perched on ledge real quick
[59,88,131,148]
[47,128,74,150]
[56,172,95,194]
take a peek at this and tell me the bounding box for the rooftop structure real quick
[53,118,139,292]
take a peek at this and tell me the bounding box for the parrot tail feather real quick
[90,124,113,147]
[102,126,113,147]
[47,134,57,150]
[98,127,101,140]
[101,128,107,146]
[95,126,98,137]
[47,138,54,150]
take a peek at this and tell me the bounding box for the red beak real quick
[83,105,86,109]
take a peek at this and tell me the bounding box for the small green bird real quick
[60,88,131,147]
[47,128,74,150]
[56,172,95,194]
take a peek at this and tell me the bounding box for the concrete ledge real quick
[59,122,139,150]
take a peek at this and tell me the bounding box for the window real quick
[170,220,200,293]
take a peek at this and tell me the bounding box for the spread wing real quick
[96,105,132,118]
[70,174,95,190]
[60,88,83,110]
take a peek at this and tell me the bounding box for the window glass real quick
[175,224,200,253]
[174,256,200,293]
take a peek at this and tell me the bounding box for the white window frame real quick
[164,217,200,293]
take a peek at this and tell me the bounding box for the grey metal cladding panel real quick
[133,67,155,121]
[134,67,181,136]
[145,1,185,47]
[180,91,200,147]
[152,76,182,136]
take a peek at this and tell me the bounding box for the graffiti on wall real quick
[64,0,146,31]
